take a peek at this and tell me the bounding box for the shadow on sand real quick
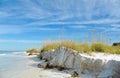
[27,55,41,68]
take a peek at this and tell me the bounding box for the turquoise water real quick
[0,51,28,78]
[0,51,23,54]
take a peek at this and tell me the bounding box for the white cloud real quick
[26,19,120,26]
[0,0,120,34]
[0,11,11,18]
[1,0,120,20]
[0,25,23,34]
[31,27,60,31]
[111,24,120,27]
[69,26,86,29]
[0,25,60,34]
[0,39,42,43]
[103,27,120,33]
[78,19,120,24]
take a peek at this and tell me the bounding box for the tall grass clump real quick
[91,43,105,52]
[72,43,91,53]
[108,46,120,54]
[61,40,76,49]
[26,48,40,55]
[82,43,91,53]
[41,42,60,52]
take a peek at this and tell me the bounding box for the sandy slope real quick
[39,47,120,78]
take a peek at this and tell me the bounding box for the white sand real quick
[19,55,99,78]
[1,52,119,78]
[20,53,120,78]
[14,55,71,78]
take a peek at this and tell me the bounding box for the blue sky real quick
[0,0,120,51]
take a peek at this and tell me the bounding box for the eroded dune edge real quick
[37,47,120,78]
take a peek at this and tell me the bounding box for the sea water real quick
[0,51,28,78]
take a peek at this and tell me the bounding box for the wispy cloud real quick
[111,24,120,27]
[0,11,11,18]
[1,0,120,25]
[31,27,60,31]
[0,25,60,34]
[78,19,120,24]
[69,25,86,29]
[0,39,42,43]
[0,0,120,45]
[26,19,120,27]
[0,25,23,34]
[1,0,120,21]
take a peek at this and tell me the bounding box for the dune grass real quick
[26,40,120,54]
[41,42,60,52]
[26,48,40,55]
[39,40,120,54]
[40,40,92,53]
[107,46,120,54]
[91,43,107,52]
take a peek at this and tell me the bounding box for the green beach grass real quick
[26,48,40,55]
[26,40,120,54]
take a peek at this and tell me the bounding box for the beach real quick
[0,52,71,78]
[0,50,120,78]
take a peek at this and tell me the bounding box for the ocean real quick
[0,51,28,78]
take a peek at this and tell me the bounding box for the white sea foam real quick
[12,52,25,56]
[0,52,25,58]
[0,54,7,56]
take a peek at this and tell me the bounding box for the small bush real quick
[113,42,120,46]
[108,46,120,54]
[91,43,105,52]
[26,48,40,55]
[83,44,91,53]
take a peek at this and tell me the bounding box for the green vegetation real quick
[40,40,92,53]
[41,42,60,52]
[91,43,106,52]
[40,40,120,54]
[26,48,40,55]
[113,42,120,46]
[26,40,120,54]
[107,46,120,54]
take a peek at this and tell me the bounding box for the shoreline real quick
[0,53,71,78]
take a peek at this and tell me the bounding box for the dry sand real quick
[14,55,71,78]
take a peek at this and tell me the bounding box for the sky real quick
[0,0,120,51]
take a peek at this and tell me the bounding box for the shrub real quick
[26,48,40,55]
[83,44,91,53]
[91,43,105,52]
[112,42,120,46]
[108,46,120,54]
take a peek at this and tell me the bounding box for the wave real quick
[0,51,25,57]
[0,54,7,56]
[12,52,26,56]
